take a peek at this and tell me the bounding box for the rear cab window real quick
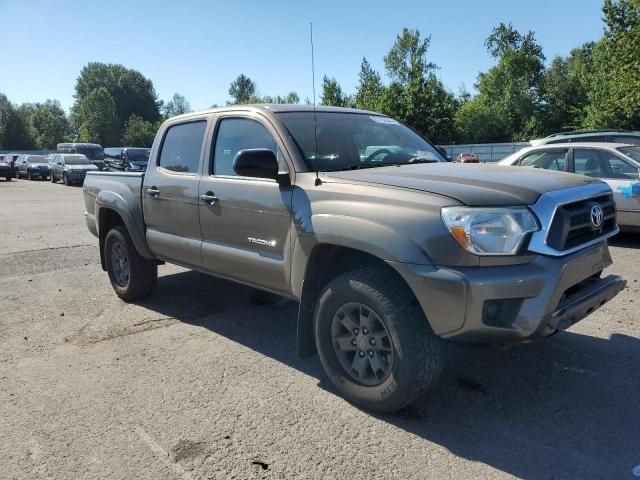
[158,120,207,174]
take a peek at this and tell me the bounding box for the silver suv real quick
[531,129,640,146]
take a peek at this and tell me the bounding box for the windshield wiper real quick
[329,163,382,171]
[404,157,440,164]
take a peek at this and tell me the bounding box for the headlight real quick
[441,207,539,255]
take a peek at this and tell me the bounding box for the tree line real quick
[1,0,638,150]
[0,63,193,150]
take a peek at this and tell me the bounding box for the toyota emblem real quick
[590,203,604,229]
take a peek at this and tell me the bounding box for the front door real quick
[198,115,293,293]
[143,119,208,268]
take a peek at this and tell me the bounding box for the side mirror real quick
[233,149,279,180]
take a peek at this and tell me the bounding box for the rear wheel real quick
[314,267,443,413]
[50,172,56,183]
[104,225,157,301]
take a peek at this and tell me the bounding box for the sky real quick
[0,0,606,113]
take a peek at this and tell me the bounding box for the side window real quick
[611,135,640,146]
[579,136,606,143]
[212,118,280,176]
[519,150,566,170]
[606,156,639,179]
[573,149,606,177]
[158,121,207,173]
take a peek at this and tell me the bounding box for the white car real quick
[500,143,640,231]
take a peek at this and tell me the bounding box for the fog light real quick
[482,299,524,328]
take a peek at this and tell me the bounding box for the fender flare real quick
[96,190,154,262]
[292,214,433,357]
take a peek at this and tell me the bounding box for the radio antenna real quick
[310,22,321,186]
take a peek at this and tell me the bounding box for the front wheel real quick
[314,267,443,413]
[104,225,157,301]
[63,173,69,186]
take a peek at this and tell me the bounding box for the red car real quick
[456,153,480,163]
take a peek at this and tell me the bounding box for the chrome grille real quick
[546,194,616,251]
[528,183,620,257]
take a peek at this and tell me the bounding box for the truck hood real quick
[323,163,603,206]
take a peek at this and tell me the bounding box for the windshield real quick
[65,155,91,165]
[28,156,46,163]
[618,146,640,163]
[75,147,104,161]
[126,149,150,162]
[278,112,445,171]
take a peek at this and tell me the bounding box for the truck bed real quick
[83,171,146,248]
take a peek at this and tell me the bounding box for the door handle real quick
[147,186,160,197]
[200,191,218,204]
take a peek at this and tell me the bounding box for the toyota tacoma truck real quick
[83,105,626,413]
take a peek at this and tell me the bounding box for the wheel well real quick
[296,244,420,357]
[98,209,125,270]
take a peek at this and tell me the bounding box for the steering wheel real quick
[364,148,393,162]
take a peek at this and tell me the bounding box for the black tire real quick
[27,170,32,181]
[314,267,443,413]
[63,173,69,186]
[5,176,10,182]
[50,172,56,183]
[104,225,157,301]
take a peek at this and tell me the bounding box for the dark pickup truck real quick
[83,105,625,412]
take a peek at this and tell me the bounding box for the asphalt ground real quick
[1,178,639,479]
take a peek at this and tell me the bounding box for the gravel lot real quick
[1,178,639,480]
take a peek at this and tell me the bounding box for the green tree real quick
[458,23,546,141]
[228,74,257,104]
[76,87,119,145]
[380,28,457,143]
[354,58,384,111]
[584,0,640,129]
[0,95,35,149]
[30,100,71,149]
[320,76,349,107]
[455,99,507,143]
[122,114,158,147]
[261,91,300,104]
[163,93,191,117]
[72,62,160,144]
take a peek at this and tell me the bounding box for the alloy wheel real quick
[330,302,394,386]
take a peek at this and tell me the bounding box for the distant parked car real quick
[15,154,50,180]
[530,129,640,146]
[499,142,640,231]
[0,158,12,181]
[104,147,150,171]
[57,142,106,170]
[3,153,21,178]
[455,153,480,163]
[50,153,98,186]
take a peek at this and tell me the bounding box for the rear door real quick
[198,114,294,293]
[143,118,209,267]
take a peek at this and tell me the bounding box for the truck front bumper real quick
[389,242,626,343]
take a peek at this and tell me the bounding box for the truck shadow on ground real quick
[138,269,640,480]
